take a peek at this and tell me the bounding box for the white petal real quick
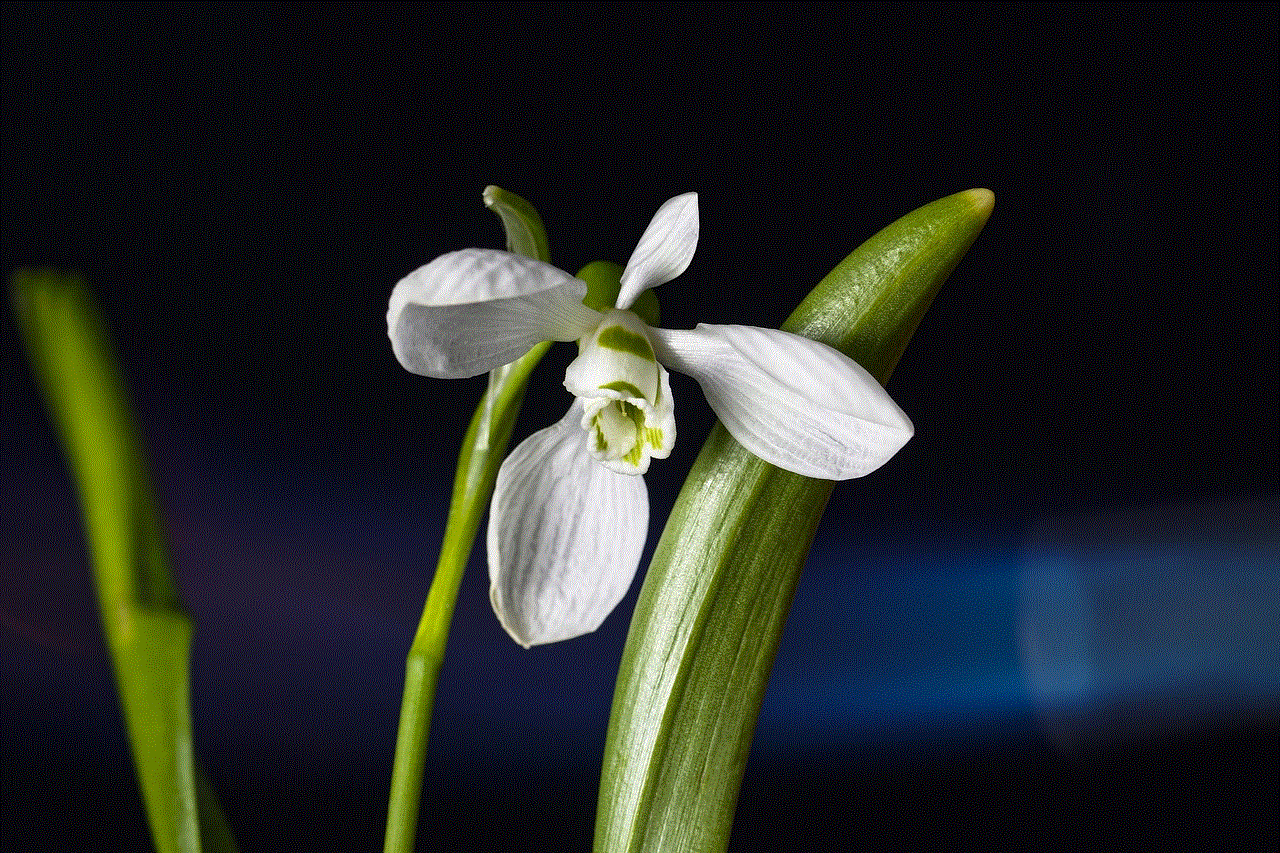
[616,193,699,310]
[488,402,650,647]
[388,249,601,378]
[392,248,579,308]
[651,325,913,479]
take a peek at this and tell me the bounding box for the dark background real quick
[3,3,1276,851]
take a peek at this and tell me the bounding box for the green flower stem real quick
[12,271,236,853]
[384,186,555,853]
[383,340,549,853]
[595,189,995,853]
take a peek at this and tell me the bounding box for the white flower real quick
[388,193,913,647]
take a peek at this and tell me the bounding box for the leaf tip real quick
[962,187,995,216]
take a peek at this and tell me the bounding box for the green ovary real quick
[599,380,646,400]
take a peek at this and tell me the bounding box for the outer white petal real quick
[391,248,581,308]
[651,324,913,480]
[488,401,650,647]
[388,249,601,378]
[616,192,699,310]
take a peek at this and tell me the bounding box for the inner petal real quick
[565,315,677,476]
[577,373,676,475]
[564,309,662,405]
[588,398,640,462]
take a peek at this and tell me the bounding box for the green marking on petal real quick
[624,442,644,467]
[618,402,647,467]
[600,380,646,400]
[625,402,662,466]
[597,326,655,361]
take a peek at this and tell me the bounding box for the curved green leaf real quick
[595,189,994,853]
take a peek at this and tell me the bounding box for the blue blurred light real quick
[757,500,1278,755]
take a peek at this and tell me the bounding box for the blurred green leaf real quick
[13,270,236,853]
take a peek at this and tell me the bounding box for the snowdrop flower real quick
[388,193,912,646]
